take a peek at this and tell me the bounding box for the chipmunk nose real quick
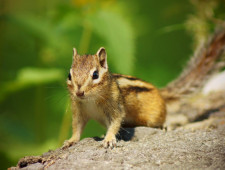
[76,91,84,97]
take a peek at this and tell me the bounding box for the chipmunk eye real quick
[92,70,99,80]
[68,72,71,81]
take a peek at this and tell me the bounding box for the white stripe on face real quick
[91,67,107,85]
[67,69,73,86]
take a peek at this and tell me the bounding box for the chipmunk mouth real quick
[76,95,85,100]
[74,96,85,101]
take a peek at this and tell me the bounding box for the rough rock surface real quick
[10,125,225,170]
[10,92,225,170]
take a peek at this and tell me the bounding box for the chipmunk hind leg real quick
[136,91,167,128]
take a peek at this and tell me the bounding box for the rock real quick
[10,125,225,170]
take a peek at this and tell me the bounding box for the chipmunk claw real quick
[103,136,117,149]
[62,140,77,149]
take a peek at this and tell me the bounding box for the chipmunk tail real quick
[160,28,225,102]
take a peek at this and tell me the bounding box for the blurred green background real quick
[0,0,224,168]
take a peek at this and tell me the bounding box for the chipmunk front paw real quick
[103,135,117,149]
[62,138,78,149]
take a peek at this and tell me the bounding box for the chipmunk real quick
[64,29,225,148]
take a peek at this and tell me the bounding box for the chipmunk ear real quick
[72,48,77,61]
[96,47,108,69]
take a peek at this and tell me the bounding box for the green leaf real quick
[17,67,64,84]
[0,68,65,103]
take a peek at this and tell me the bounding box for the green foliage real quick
[0,0,224,169]
[0,67,64,102]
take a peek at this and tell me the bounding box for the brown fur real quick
[65,47,166,149]
[113,74,166,128]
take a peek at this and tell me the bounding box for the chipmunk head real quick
[67,47,109,100]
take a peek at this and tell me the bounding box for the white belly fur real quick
[81,100,109,127]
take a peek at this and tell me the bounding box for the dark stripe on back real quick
[113,74,141,81]
[122,86,153,93]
